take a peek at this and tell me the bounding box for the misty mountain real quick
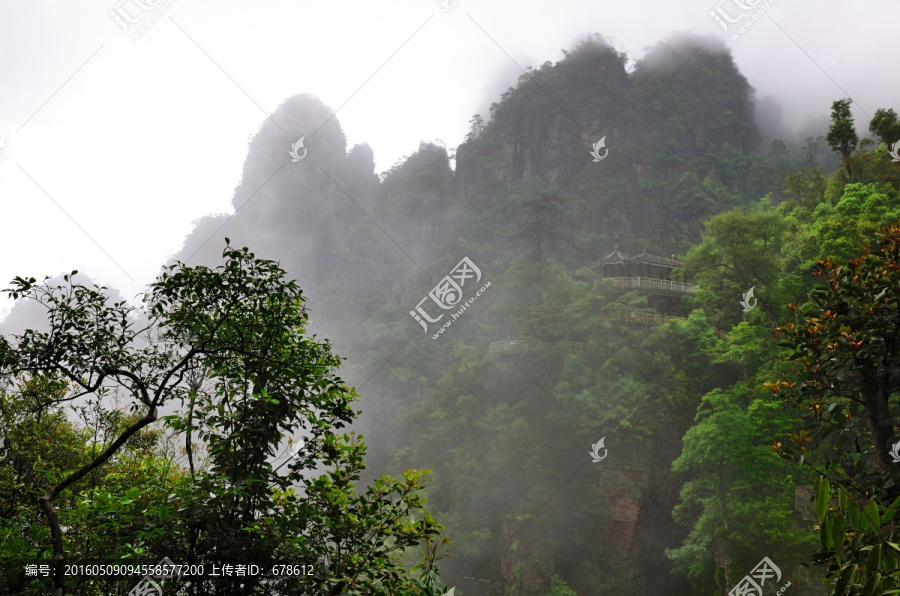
[155,34,793,595]
[4,30,881,595]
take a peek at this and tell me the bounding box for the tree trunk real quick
[862,375,900,498]
[40,406,158,594]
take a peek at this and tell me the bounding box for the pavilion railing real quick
[594,276,695,295]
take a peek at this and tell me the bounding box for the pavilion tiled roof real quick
[590,249,629,266]
[587,248,682,269]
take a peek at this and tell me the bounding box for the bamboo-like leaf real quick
[859,506,872,532]
[840,486,850,510]
[834,516,847,561]
[884,550,898,574]
[817,477,831,522]
[835,564,857,596]
[850,500,862,530]
[868,544,883,578]
[882,495,900,524]
[863,575,881,596]
[822,515,834,549]
[864,501,880,532]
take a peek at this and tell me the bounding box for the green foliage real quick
[869,108,900,147]
[769,139,792,179]
[827,98,860,161]
[0,243,445,594]
[0,377,186,594]
[544,574,577,595]
[768,223,900,593]
[811,476,900,595]
[799,135,833,170]
[8,35,898,595]
[807,182,900,264]
[772,223,900,488]
[782,166,828,212]
[679,200,802,330]
[512,191,570,265]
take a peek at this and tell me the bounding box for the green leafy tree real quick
[768,139,792,179]
[769,223,900,594]
[679,201,800,330]
[0,376,182,595]
[869,108,900,147]
[782,166,827,212]
[826,99,860,174]
[666,319,815,594]
[808,182,900,264]
[773,223,900,491]
[512,191,570,265]
[800,135,828,169]
[810,476,900,595]
[465,113,485,143]
[0,242,444,595]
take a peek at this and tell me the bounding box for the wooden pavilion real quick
[587,247,694,317]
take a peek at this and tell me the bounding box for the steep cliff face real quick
[490,420,695,595]
[170,94,399,340]
[455,38,628,193]
[592,421,693,594]
[500,512,556,595]
[174,93,352,274]
[455,35,762,251]
[227,94,353,288]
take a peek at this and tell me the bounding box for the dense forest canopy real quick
[2,34,900,596]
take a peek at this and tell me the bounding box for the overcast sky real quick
[1,0,898,320]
